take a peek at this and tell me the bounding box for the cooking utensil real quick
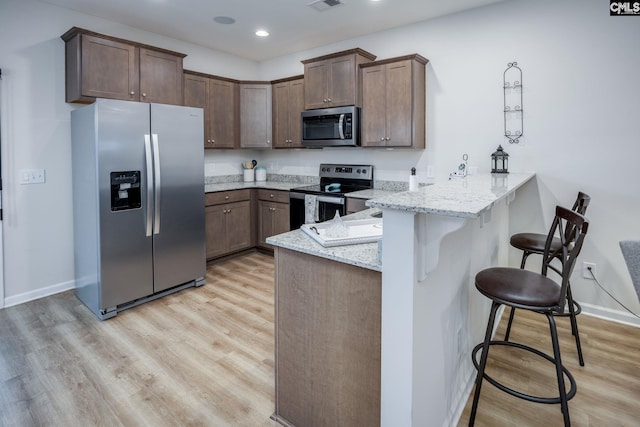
[252,160,257,168]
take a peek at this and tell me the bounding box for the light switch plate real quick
[20,169,46,184]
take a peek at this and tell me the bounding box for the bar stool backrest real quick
[542,206,589,313]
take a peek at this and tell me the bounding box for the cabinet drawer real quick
[257,189,290,204]
[205,189,251,206]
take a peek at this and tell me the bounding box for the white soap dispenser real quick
[409,167,418,191]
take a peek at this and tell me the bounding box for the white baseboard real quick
[580,302,640,328]
[3,280,75,308]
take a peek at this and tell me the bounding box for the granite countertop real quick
[267,173,536,272]
[266,208,383,272]
[347,188,396,200]
[204,181,305,193]
[367,172,535,218]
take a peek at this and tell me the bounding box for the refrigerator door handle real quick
[144,134,154,237]
[151,133,161,235]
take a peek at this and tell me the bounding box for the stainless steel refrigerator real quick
[71,99,206,320]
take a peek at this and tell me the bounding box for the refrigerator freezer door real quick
[150,104,206,293]
[96,100,155,308]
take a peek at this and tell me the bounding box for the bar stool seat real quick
[469,206,589,427]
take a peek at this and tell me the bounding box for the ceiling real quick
[39,0,505,61]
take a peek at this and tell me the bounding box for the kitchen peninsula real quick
[268,172,535,427]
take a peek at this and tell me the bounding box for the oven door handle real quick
[338,114,345,140]
[289,192,345,205]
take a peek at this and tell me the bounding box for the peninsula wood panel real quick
[274,248,382,427]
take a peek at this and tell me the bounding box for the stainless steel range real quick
[289,164,374,229]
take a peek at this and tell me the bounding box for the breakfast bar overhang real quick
[367,172,535,426]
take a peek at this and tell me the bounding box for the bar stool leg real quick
[504,251,530,341]
[546,312,571,426]
[566,285,585,366]
[469,301,500,426]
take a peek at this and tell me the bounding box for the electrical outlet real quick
[582,262,596,279]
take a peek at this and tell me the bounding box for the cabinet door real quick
[80,34,139,101]
[258,200,275,248]
[288,79,305,148]
[259,201,289,248]
[304,61,329,110]
[271,202,291,238]
[273,79,304,149]
[205,204,227,259]
[209,79,238,148]
[184,74,209,147]
[272,82,291,148]
[386,61,413,147]
[328,55,356,107]
[139,47,184,105]
[361,64,387,147]
[226,201,252,253]
[240,84,272,148]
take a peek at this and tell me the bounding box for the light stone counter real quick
[366,172,535,218]
[204,181,304,193]
[266,209,382,272]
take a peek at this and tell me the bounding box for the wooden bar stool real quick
[469,206,589,427]
[507,191,591,366]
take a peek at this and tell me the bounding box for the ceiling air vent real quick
[308,0,344,12]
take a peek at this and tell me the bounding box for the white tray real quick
[300,218,383,247]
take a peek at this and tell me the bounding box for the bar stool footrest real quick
[472,340,577,404]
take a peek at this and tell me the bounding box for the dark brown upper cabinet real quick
[184,71,239,149]
[62,27,185,105]
[302,48,376,110]
[360,54,427,149]
[272,76,304,149]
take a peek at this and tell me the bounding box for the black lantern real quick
[491,145,509,174]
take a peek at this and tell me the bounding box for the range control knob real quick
[356,169,361,174]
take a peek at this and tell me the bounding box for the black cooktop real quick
[291,183,371,197]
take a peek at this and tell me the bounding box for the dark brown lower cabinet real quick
[257,190,290,249]
[205,190,252,259]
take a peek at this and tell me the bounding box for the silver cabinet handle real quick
[142,92,147,97]
[225,195,230,200]
[130,91,135,96]
[327,98,332,102]
[380,137,385,141]
[386,137,390,141]
[151,134,161,235]
[144,134,154,237]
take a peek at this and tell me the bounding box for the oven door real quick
[289,192,346,230]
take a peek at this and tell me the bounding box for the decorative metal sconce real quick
[503,62,523,144]
[491,145,509,174]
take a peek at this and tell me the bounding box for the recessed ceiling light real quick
[213,16,235,24]
[255,30,270,37]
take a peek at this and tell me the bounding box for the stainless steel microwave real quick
[301,106,360,147]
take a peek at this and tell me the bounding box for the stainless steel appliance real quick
[301,106,360,147]
[71,99,206,320]
[289,164,374,229]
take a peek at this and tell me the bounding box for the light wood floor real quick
[0,252,277,427]
[1,252,639,426]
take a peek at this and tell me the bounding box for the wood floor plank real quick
[1,251,638,426]
[458,308,640,426]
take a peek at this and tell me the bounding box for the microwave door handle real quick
[338,114,345,140]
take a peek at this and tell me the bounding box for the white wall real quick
[1,0,639,323]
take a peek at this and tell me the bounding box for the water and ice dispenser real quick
[110,171,141,211]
